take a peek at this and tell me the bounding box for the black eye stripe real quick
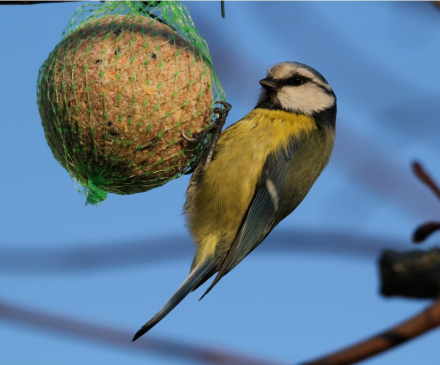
[290,76,307,86]
[277,75,310,87]
[274,76,333,94]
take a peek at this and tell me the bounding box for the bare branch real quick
[0,298,283,365]
[299,299,440,365]
[0,1,75,5]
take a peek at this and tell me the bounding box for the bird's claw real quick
[182,101,231,145]
[181,131,199,143]
[214,100,232,113]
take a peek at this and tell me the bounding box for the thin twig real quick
[0,298,283,365]
[0,231,404,274]
[412,162,440,201]
[411,162,440,243]
[0,1,75,4]
[413,221,440,243]
[299,299,440,365]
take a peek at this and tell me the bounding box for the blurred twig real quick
[0,231,404,274]
[412,162,440,202]
[299,299,440,365]
[0,1,75,4]
[0,298,283,365]
[412,162,440,243]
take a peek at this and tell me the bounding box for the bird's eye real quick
[289,76,307,86]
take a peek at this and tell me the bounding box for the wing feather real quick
[199,139,298,299]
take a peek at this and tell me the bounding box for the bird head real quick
[256,62,336,117]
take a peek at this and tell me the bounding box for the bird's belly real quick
[277,126,334,223]
[185,110,330,264]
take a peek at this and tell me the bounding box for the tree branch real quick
[0,1,75,4]
[299,299,440,365]
[0,298,283,365]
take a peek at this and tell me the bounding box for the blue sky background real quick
[1,1,440,364]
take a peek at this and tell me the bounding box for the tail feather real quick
[191,265,217,292]
[132,260,215,341]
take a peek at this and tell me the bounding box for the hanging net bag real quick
[37,1,225,205]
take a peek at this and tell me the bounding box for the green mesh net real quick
[37,1,225,206]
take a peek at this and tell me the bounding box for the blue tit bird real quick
[132,61,336,341]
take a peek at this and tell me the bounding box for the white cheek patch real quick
[277,85,334,115]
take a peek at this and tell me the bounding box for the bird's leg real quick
[201,101,231,166]
[182,101,231,145]
[183,101,231,170]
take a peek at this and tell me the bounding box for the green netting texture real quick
[37,1,225,206]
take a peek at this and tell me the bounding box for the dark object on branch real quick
[380,248,440,299]
[412,162,440,243]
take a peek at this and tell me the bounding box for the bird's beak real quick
[259,78,278,92]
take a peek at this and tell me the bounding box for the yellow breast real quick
[186,108,318,264]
